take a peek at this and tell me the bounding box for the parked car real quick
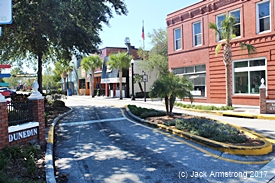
[0,87,16,98]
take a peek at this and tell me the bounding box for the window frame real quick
[172,64,207,98]
[233,58,267,95]
[174,28,182,51]
[216,13,226,42]
[256,0,270,34]
[229,9,241,38]
[193,21,202,47]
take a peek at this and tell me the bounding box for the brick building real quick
[75,46,138,97]
[167,0,275,105]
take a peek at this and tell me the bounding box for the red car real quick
[0,87,15,98]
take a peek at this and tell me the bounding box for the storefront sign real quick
[101,77,126,84]
[9,128,38,142]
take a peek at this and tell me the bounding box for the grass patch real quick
[174,103,234,111]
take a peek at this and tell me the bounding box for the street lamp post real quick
[131,59,135,100]
[142,71,148,102]
[125,37,131,99]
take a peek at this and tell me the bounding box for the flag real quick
[141,21,145,40]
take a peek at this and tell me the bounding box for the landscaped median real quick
[125,105,273,156]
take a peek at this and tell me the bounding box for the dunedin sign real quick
[9,128,38,142]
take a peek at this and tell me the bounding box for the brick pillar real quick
[0,96,9,149]
[29,99,46,142]
[259,79,266,114]
[28,81,45,143]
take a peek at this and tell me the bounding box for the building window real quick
[256,1,270,33]
[216,14,226,41]
[174,28,182,50]
[79,79,86,89]
[229,9,241,37]
[172,64,206,97]
[193,21,202,46]
[233,59,266,94]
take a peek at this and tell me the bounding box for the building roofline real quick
[166,0,206,17]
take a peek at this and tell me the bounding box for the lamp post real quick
[142,71,148,102]
[124,37,131,98]
[131,59,135,100]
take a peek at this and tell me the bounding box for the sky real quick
[99,0,199,50]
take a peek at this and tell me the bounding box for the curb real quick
[45,108,73,183]
[125,106,273,156]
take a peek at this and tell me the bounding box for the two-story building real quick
[167,0,275,105]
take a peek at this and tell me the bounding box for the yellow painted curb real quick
[47,126,54,144]
[126,106,273,156]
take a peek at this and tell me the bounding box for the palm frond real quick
[240,43,257,55]
[215,43,222,55]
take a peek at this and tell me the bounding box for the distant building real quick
[167,0,275,105]
[72,46,139,97]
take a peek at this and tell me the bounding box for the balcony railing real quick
[8,102,34,126]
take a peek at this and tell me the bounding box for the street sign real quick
[0,0,12,24]
[0,64,11,69]
[0,82,9,87]
[0,73,11,78]
[143,74,148,82]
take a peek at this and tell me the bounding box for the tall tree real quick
[81,55,103,97]
[54,62,73,91]
[108,52,132,100]
[209,15,256,107]
[0,0,128,93]
[150,73,193,116]
[138,28,169,77]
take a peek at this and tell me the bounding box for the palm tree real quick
[54,61,73,91]
[150,73,193,116]
[81,55,103,97]
[108,52,132,100]
[209,15,256,107]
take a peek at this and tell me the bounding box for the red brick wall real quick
[0,102,9,149]
[167,0,275,106]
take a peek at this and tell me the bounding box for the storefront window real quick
[233,59,266,94]
[173,64,206,97]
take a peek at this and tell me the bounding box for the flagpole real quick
[142,20,145,50]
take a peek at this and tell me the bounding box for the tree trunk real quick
[165,96,169,116]
[169,95,176,116]
[119,69,123,100]
[138,82,144,93]
[223,44,232,107]
[63,77,67,90]
[37,53,43,93]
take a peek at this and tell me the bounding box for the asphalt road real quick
[54,97,275,183]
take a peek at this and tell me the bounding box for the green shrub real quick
[128,105,166,118]
[174,117,247,143]
[174,102,234,111]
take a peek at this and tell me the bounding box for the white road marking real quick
[59,117,126,126]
